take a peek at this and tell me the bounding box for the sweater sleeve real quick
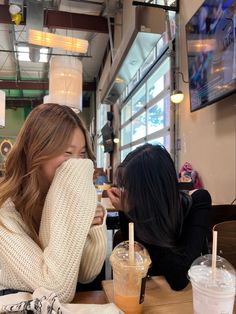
[0,159,107,302]
[78,212,107,283]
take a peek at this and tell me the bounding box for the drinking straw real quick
[129,222,135,265]
[212,230,218,281]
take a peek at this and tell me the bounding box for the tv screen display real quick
[186,0,236,111]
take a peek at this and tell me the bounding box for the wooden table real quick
[73,290,107,304]
[102,276,236,314]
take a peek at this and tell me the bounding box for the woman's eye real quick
[65,151,72,155]
[80,152,86,158]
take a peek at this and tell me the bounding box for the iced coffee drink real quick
[110,241,151,314]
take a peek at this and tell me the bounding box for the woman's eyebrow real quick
[67,145,86,149]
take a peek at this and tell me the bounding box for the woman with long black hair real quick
[108,143,211,290]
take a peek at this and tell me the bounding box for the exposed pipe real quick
[132,0,179,12]
[107,15,114,63]
[0,49,92,58]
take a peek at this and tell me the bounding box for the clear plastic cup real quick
[96,189,102,202]
[188,254,235,314]
[110,241,151,314]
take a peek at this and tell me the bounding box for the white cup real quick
[188,254,235,314]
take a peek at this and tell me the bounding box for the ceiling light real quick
[49,56,83,112]
[115,77,126,84]
[170,90,184,104]
[28,30,89,54]
[9,2,23,26]
[9,4,21,15]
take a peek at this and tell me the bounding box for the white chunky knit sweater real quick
[0,158,107,302]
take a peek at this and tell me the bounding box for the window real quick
[16,46,48,62]
[132,112,146,142]
[121,101,131,124]
[121,123,132,146]
[132,85,146,115]
[120,56,172,161]
[96,104,110,168]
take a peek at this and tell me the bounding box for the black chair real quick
[106,211,120,231]
[208,204,236,242]
[213,220,236,268]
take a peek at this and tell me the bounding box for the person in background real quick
[0,103,107,302]
[93,168,109,186]
[107,144,211,291]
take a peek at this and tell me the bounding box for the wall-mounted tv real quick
[186,0,236,112]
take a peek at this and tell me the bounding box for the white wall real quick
[178,0,236,204]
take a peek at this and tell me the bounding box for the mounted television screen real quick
[185,0,236,111]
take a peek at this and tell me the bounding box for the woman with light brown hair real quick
[0,103,107,302]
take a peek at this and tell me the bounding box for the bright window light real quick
[16,46,48,62]
[39,48,48,62]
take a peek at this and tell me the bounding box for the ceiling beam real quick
[6,97,90,108]
[6,98,43,108]
[0,5,109,33]
[45,10,109,33]
[0,80,96,91]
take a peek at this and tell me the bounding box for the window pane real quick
[132,112,146,141]
[147,134,170,152]
[121,123,132,146]
[140,49,156,79]
[131,143,143,151]
[121,147,131,161]
[97,142,105,168]
[121,101,131,125]
[128,72,139,94]
[97,104,108,130]
[147,99,164,134]
[132,85,146,115]
[147,58,170,102]
[147,95,170,135]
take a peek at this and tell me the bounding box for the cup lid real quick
[188,254,235,289]
[110,240,151,269]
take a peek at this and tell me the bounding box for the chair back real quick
[208,204,236,242]
[213,220,236,269]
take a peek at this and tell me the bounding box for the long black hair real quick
[116,144,191,248]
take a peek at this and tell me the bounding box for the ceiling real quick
[0,0,122,108]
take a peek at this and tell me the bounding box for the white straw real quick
[212,230,218,281]
[129,222,134,264]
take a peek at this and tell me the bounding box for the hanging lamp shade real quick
[29,30,88,54]
[0,90,6,128]
[49,56,82,112]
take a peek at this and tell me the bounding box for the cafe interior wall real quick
[178,0,236,204]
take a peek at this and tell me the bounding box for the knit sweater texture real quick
[0,158,107,302]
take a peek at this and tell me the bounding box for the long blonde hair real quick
[0,103,95,245]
